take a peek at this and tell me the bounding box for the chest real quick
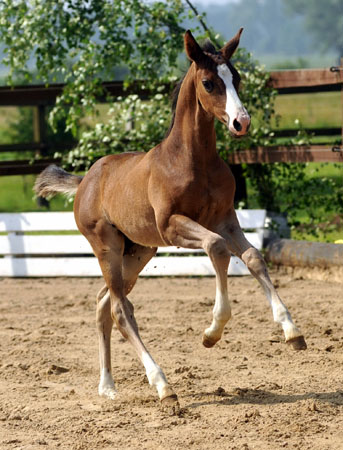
[157,159,236,227]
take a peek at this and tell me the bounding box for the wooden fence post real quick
[33,105,46,156]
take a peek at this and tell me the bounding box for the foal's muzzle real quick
[228,108,250,137]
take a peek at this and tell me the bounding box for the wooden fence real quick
[0,210,265,277]
[0,67,342,175]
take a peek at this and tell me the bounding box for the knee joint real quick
[242,247,265,273]
[205,236,229,260]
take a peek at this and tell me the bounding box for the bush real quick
[0,1,341,240]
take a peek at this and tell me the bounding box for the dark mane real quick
[165,39,219,138]
[164,75,185,138]
[201,39,218,55]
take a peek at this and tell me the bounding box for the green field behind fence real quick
[0,175,73,212]
[274,91,342,129]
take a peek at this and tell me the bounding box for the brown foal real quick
[35,29,306,411]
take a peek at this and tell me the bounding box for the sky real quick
[195,0,238,4]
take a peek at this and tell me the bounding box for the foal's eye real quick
[202,79,214,93]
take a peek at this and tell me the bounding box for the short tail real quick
[34,164,83,198]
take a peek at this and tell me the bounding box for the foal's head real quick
[184,29,250,137]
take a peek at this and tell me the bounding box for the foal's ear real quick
[222,27,243,60]
[184,30,206,65]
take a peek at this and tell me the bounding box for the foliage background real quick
[0,0,342,240]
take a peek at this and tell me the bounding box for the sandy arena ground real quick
[0,273,343,450]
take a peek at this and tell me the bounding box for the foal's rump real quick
[34,151,147,200]
[34,152,166,248]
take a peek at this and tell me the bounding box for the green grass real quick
[290,202,343,243]
[0,175,73,212]
[304,162,343,180]
[273,92,342,129]
[289,204,343,243]
[0,107,20,146]
[0,107,19,131]
[245,161,343,243]
[291,227,343,243]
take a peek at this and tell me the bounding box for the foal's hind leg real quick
[222,210,306,350]
[121,246,177,405]
[91,224,177,408]
[96,244,157,399]
[122,244,157,295]
[96,286,116,398]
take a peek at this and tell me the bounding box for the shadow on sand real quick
[185,387,343,409]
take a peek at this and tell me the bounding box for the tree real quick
[0,0,187,134]
[0,0,279,209]
[285,0,343,58]
[0,0,277,165]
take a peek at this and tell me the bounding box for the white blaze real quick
[217,63,247,122]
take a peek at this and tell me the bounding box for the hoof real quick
[202,333,218,348]
[161,394,180,416]
[98,386,117,400]
[286,335,307,351]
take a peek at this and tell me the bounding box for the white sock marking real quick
[265,290,302,340]
[98,368,116,399]
[205,286,231,341]
[141,351,169,399]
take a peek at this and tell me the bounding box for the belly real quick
[109,199,165,247]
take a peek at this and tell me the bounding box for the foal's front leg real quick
[222,210,307,350]
[162,214,232,347]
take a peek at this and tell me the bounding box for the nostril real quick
[233,119,242,132]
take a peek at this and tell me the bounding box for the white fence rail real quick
[0,210,266,277]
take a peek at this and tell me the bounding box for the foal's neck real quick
[165,64,217,163]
